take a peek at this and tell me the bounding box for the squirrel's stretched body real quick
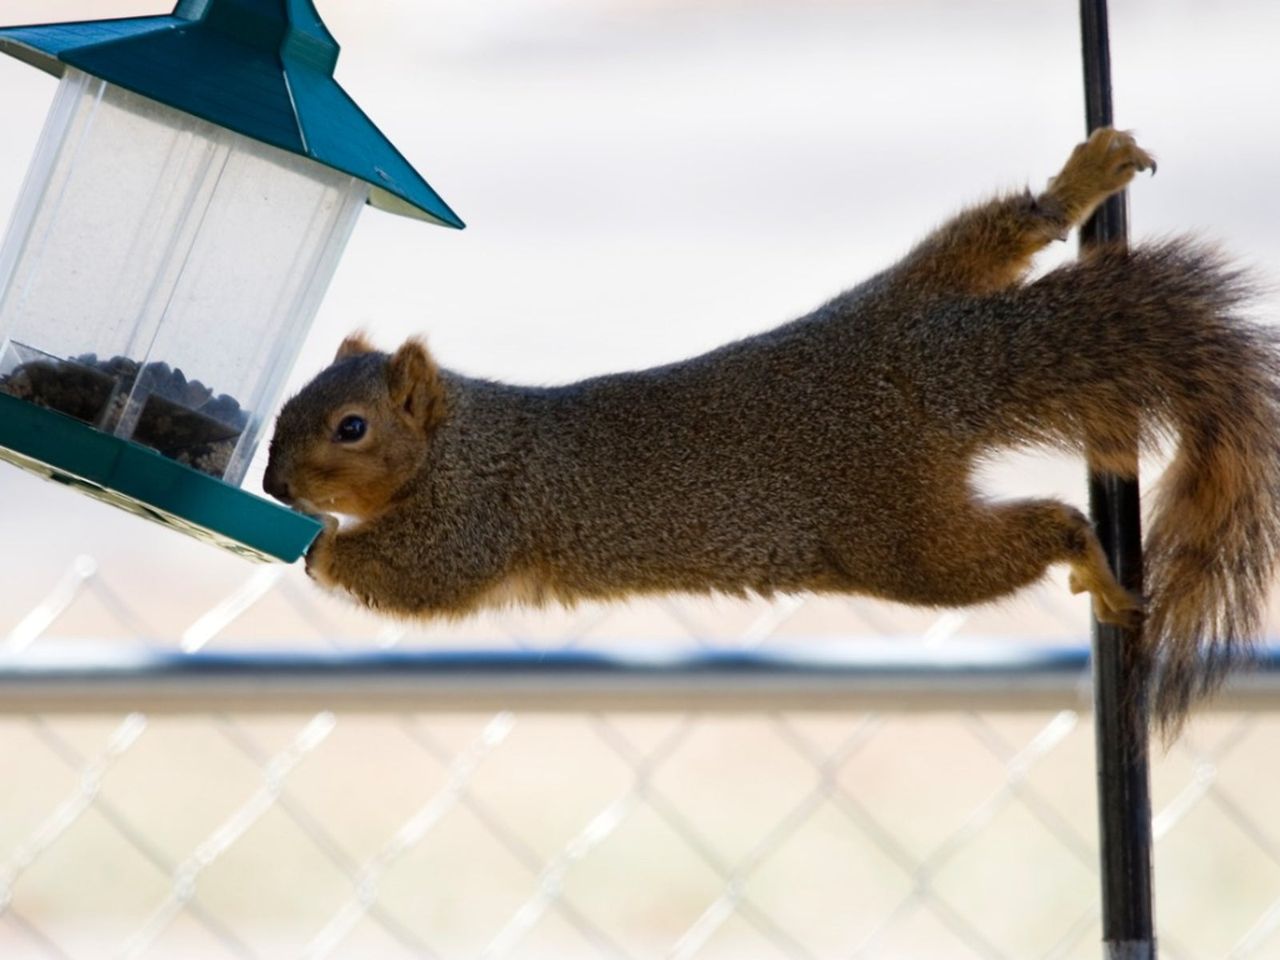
[265,129,1280,731]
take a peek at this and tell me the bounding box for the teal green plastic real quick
[0,392,322,563]
[0,0,463,228]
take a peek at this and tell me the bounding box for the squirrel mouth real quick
[281,493,339,515]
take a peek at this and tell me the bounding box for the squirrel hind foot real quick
[1048,127,1156,225]
[1068,563,1144,627]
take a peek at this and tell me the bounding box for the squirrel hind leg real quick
[899,497,1140,619]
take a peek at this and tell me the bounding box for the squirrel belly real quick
[265,129,1280,733]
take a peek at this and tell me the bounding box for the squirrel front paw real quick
[296,502,340,583]
[1047,127,1156,223]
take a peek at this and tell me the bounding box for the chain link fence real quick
[3,556,1280,960]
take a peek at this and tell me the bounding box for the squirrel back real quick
[265,129,1280,734]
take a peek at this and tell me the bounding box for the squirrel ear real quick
[387,338,445,431]
[335,331,376,362]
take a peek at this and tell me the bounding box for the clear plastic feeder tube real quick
[0,69,367,485]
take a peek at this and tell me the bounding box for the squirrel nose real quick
[263,465,292,502]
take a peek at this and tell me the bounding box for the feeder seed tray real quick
[0,389,320,563]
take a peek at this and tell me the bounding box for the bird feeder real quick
[0,0,461,562]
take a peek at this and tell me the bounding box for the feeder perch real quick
[0,0,462,562]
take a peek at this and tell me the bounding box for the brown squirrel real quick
[264,128,1280,732]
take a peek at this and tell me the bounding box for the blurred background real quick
[1,1,1279,958]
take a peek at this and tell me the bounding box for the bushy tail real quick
[1017,241,1280,733]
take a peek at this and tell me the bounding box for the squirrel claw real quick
[1093,590,1145,629]
[1119,156,1157,178]
[1097,606,1143,630]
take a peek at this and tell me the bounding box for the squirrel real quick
[264,128,1280,733]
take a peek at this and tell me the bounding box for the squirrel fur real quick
[264,129,1280,733]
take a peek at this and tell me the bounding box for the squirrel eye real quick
[335,414,367,443]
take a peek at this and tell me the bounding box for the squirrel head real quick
[264,333,446,519]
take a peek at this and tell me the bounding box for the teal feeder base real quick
[0,392,321,563]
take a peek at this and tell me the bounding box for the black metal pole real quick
[1079,2,1156,958]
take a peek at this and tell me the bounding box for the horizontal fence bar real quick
[2,642,1280,714]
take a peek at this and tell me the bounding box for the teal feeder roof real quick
[0,0,464,228]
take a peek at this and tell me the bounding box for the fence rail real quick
[3,643,1280,714]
